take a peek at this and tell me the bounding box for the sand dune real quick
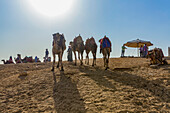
[0,58,169,112]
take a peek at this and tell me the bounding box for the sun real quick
[28,0,74,17]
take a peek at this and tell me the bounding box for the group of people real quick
[1,49,51,64]
[121,44,148,58]
[139,44,148,57]
[2,55,41,64]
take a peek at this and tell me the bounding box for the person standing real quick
[139,45,143,57]
[45,49,49,62]
[121,44,127,57]
[67,46,73,62]
[35,56,38,63]
[8,56,14,64]
[143,44,148,57]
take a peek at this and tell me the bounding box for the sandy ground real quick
[0,58,169,113]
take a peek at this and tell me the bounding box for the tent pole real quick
[137,43,139,57]
[137,48,139,57]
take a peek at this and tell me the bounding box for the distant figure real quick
[8,56,14,63]
[35,56,38,63]
[2,56,14,64]
[45,49,49,62]
[67,46,73,62]
[143,44,148,57]
[14,54,22,63]
[139,45,143,57]
[121,44,127,57]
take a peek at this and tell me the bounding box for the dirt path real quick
[0,58,169,112]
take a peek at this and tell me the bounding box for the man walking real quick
[45,49,49,62]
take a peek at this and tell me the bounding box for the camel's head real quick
[53,33,60,43]
[147,50,154,59]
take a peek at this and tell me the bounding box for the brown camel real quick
[51,33,66,71]
[147,48,168,65]
[99,36,112,70]
[70,34,84,66]
[2,56,14,64]
[85,37,97,66]
[1,60,13,64]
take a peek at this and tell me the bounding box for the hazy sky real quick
[0,0,170,63]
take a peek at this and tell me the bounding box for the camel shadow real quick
[78,65,170,103]
[53,71,86,113]
[78,65,117,92]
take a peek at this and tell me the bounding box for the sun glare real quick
[28,0,74,17]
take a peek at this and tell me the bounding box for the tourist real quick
[67,46,73,62]
[121,44,127,57]
[45,49,49,62]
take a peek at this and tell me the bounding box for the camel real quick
[70,34,84,66]
[1,60,14,64]
[2,56,14,64]
[51,33,66,71]
[148,48,168,65]
[14,55,40,63]
[85,37,97,66]
[99,36,112,70]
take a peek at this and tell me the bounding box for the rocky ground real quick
[0,58,169,113]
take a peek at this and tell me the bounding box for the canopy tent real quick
[124,39,153,56]
[124,39,153,48]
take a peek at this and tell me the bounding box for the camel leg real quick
[78,52,80,61]
[78,52,83,65]
[103,56,106,67]
[57,54,59,68]
[60,52,64,71]
[92,51,97,66]
[92,52,95,66]
[94,52,97,65]
[105,49,110,70]
[51,54,55,71]
[106,55,109,70]
[85,55,87,64]
[74,51,77,66]
[87,52,89,65]
[105,55,109,70]
[81,51,83,65]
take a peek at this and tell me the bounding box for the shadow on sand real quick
[52,71,86,113]
[79,65,117,92]
[77,65,170,103]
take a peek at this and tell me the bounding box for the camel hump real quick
[74,35,83,44]
[86,37,96,45]
[90,37,96,44]
[154,48,164,58]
